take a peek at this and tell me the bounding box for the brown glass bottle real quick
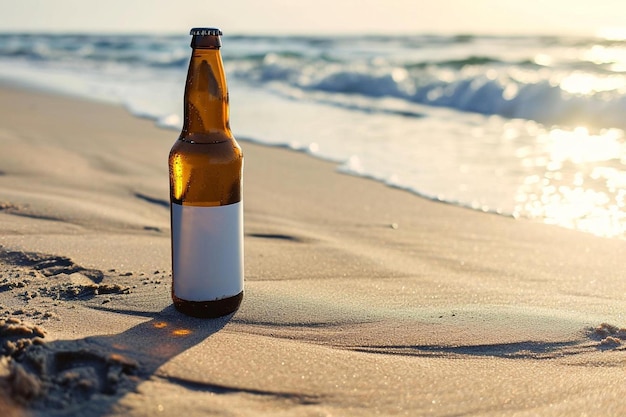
[168,28,243,318]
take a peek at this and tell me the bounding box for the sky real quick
[1,0,626,37]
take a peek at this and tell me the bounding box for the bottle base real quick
[173,291,243,318]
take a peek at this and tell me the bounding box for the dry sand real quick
[0,83,625,416]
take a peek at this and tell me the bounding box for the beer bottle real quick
[168,28,244,318]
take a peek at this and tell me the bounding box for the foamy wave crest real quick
[231,54,626,129]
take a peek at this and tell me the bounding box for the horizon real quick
[3,0,626,39]
[0,29,620,40]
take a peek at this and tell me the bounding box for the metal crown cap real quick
[190,28,222,36]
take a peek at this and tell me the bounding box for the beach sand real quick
[1,83,625,416]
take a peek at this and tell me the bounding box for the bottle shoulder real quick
[177,130,238,144]
[169,134,242,163]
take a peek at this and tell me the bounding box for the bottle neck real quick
[181,46,232,140]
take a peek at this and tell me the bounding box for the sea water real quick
[0,33,624,238]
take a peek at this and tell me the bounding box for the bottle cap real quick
[190,28,222,36]
[189,28,222,48]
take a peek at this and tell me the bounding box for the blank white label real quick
[171,201,243,301]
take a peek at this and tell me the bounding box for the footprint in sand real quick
[1,316,138,409]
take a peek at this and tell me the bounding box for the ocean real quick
[0,32,624,239]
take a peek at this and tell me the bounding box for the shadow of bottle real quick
[6,305,232,415]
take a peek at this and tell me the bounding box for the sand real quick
[0,83,625,416]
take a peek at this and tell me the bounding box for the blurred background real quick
[1,0,625,239]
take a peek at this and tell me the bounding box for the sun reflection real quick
[515,126,626,238]
[533,54,553,67]
[583,45,626,69]
[543,127,623,163]
[560,72,626,95]
[153,322,168,329]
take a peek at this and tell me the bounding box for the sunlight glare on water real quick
[515,126,626,238]
[560,72,626,95]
